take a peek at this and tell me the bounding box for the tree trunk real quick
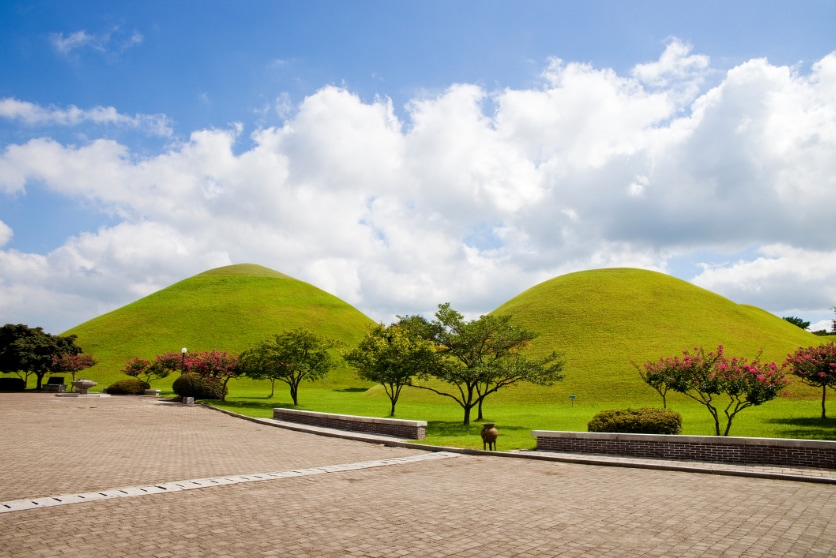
[476,397,484,422]
[268,379,275,399]
[822,385,828,420]
[462,405,472,426]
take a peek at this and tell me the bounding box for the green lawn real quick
[203,378,836,450]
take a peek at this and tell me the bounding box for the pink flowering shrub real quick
[182,349,239,401]
[638,345,787,436]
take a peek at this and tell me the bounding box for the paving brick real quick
[2,393,836,556]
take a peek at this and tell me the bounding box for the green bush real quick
[588,407,682,435]
[172,373,226,400]
[0,377,26,392]
[106,378,150,395]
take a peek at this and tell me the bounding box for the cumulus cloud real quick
[0,98,172,136]
[1,43,835,332]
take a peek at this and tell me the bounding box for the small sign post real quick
[569,395,576,407]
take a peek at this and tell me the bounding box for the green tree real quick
[639,345,787,435]
[782,316,810,330]
[0,324,83,390]
[783,343,836,419]
[411,304,564,425]
[239,329,335,405]
[344,321,438,416]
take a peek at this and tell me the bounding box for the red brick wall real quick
[533,432,836,469]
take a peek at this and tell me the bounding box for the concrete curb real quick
[202,404,836,485]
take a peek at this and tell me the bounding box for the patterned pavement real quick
[1,393,835,557]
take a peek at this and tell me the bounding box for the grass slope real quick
[491,268,823,405]
[63,263,374,387]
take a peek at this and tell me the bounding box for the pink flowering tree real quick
[52,353,98,389]
[783,343,836,419]
[183,349,239,401]
[638,345,788,436]
[122,352,181,385]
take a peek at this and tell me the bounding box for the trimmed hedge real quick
[588,407,682,435]
[106,378,150,395]
[172,373,226,400]
[0,377,26,392]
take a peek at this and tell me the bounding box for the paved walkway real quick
[1,393,835,557]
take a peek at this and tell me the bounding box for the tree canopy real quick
[410,303,564,425]
[0,324,85,390]
[239,328,335,405]
[783,343,836,419]
[638,345,787,436]
[344,320,437,416]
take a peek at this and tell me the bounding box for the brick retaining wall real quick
[273,408,426,440]
[532,431,836,469]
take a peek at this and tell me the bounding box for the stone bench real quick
[273,408,426,440]
[532,430,836,469]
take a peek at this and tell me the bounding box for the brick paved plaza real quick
[1,393,834,557]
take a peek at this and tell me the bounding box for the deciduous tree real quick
[0,324,84,390]
[122,352,180,385]
[344,321,438,416]
[410,304,564,426]
[52,353,98,388]
[239,329,335,405]
[182,349,239,401]
[639,345,787,436]
[782,316,810,330]
[783,343,836,419]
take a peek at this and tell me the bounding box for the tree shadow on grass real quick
[764,417,836,440]
[427,420,529,437]
[217,400,281,412]
[335,387,368,393]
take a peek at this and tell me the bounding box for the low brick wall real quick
[273,408,426,440]
[532,431,836,469]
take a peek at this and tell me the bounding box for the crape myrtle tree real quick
[409,303,564,426]
[238,328,336,405]
[52,353,98,389]
[122,352,182,385]
[638,345,788,436]
[182,349,239,401]
[0,324,86,390]
[344,320,438,417]
[783,343,836,419]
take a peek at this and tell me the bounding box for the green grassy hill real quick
[491,268,823,405]
[63,263,374,387]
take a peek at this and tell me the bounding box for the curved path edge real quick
[204,404,836,485]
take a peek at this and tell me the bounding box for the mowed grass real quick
[208,379,836,449]
[58,263,836,448]
[63,264,374,386]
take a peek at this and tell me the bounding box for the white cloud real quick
[50,27,144,57]
[0,221,12,247]
[1,43,836,332]
[0,98,172,136]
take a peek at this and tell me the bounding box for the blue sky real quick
[1,0,835,334]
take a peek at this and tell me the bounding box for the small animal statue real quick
[480,423,499,451]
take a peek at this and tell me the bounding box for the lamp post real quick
[181,347,187,375]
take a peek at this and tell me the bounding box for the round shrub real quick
[106,378,150,395]
[172,373,226,400]
[588,408,682,435]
